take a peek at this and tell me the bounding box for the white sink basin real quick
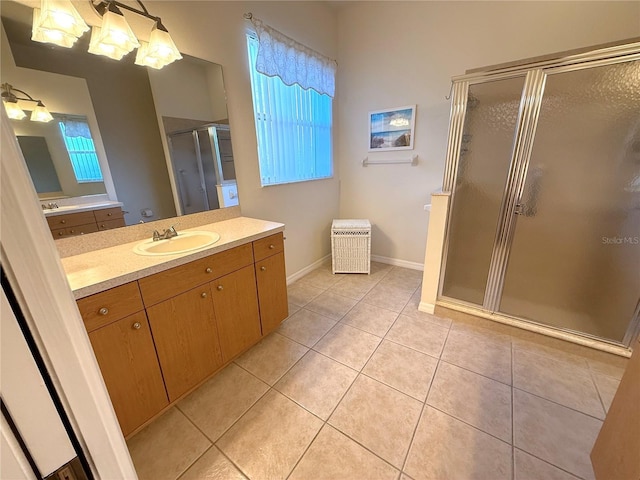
[133,231,220,256]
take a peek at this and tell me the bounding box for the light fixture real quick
[135,21,182,69]
[31,0,89,48]
[88,1,139,60]
[31,101,55,122]
[1,83,54,122]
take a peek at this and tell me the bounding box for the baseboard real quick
[287,254,331,285]
[418,301,435,314]
[371,254,424,271]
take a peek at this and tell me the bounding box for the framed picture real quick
[368,105,416,152]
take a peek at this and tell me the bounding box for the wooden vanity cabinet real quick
[253,233,289,335]
[211,265,262,361]
[78,232,289,437]
[89,313,168,437]
[256,252,288,335]
[48,206,125,239]
[146,285,224,401]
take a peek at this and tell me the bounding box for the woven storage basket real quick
[331,219,371,274]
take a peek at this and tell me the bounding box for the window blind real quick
[247,35,333,186]
[59,122,103,183]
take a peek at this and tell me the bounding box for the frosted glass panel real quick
[442,77,525,304]
[500,61,640,342]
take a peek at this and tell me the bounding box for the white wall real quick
[336,1,640,265]
[149,1,340,275]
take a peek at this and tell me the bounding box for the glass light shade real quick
[31,0,88,47]
[32,9,78,48]
[88,26,130,60]
[88,10,139,58]
[134,25,182,69]
[30,103,54,123]
[3,101,27,120]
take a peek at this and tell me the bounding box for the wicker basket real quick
[331,219,371,274]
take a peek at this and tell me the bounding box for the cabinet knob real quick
[269,244,275,249]
[101,224,105,228]
[260,266,266,271]
[205,267,213,274]
[217,285,223,291]
[132,322,141,330]
[98,307,109,316]
[107,213,112,216]
[201,292,207,298]
[58,232,64,236]
[61,220,66,224]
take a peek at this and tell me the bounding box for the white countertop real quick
[43,201,124,217]
[62,216,285,299]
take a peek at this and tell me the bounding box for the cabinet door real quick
[146,285,224,401]
[255,252,289,335]
[88,311,168,436]
[211,265,262,361]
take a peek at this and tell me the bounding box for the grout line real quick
[400,325,451,474]
[174,443,214,480]
[513,447,586,480]
[585,366,608,417]
[511,385,606,422]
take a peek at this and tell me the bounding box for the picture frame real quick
[368,105,416,152]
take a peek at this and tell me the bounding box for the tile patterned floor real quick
[127,262,628,480]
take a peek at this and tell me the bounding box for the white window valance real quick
[61,118,92,139]
[251,18,337,98]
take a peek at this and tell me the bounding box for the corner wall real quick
[149,1,340,276]
[336,1,640,265]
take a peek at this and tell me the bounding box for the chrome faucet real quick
[42,202,59,210]
[152,225,179,241]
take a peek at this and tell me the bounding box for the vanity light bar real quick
[31,0,181,69]
[1,83,54,122]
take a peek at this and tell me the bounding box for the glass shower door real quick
[441,76,526,305]
[499,60,640,342]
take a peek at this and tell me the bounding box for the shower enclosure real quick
[439,41,640,347]
[167,124,238,215]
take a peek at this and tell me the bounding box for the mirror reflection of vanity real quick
[1,0,240,238]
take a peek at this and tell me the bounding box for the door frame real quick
[1,109,137,478]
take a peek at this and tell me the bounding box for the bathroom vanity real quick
[45,204,125,239]
[64,217,288,437]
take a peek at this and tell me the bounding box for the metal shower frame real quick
[437,39,640,348]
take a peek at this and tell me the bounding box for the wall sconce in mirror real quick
[1,82,54,122]
[31,0,182,69]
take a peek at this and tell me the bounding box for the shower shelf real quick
[362,155,418,167]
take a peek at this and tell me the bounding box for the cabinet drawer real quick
[94,207,123,222]
[138,243,254,307]
[97,218,126,230]
[46,211,96,229]
[253,232,284,262]
[67,223,100,236]
[78,282,144,332]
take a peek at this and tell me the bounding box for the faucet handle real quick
[152,229,162,241]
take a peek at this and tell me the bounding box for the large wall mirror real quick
[1,0,239,232]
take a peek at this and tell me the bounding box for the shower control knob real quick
[98,307,109,316]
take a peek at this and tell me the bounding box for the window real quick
[59,121,103,183]
[247,34,333,186]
